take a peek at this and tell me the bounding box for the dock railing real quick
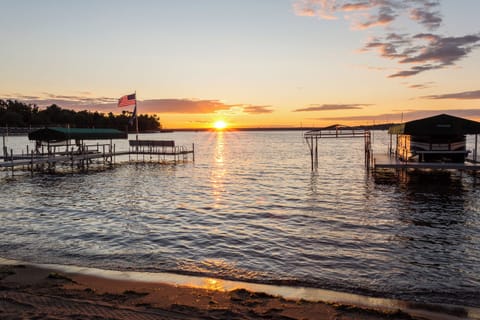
[128,140,194,163]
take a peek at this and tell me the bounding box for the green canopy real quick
[28,127,127,142]
[388,114,480,136]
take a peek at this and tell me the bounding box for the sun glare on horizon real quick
[213,120,228,130]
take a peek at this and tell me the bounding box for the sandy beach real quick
[0,263,422,320]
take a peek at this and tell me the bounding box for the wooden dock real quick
[1,139,195,177]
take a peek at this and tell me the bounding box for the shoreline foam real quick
[1,257,479,319]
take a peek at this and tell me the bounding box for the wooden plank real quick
[129,140,175,147]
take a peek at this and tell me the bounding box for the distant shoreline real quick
[155,124,394,132]
[0,124,394,135]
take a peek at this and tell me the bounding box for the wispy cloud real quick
[408,82,435,89]
[5,93,269,115]
[313,109,480,122]
[387,33,480,78]
[422,89,480,100]
[138,99,235,113]
[293,0,441,30]
[352,5,398,30]
[1,93,117,109]
[410,5,442,30]
[293,0,338,19]
[294,1,480,78]
[243,105,274,114]
[294,103,371,112]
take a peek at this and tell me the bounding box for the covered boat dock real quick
[376,114,480,171]
[1,127,195,176]
[303,114,480,173]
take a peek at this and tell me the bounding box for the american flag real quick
[117,93,136,107]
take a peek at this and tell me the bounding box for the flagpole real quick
[135,91,139,142]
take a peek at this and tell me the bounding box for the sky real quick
[1,0,480,129]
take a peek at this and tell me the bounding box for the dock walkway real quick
[1,139,195,176]
[373,153,480,170]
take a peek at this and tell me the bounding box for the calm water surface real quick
[1,131,479,307]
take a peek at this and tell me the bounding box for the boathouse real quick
[387,114,480,163]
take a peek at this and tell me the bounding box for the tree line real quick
[0,99,161,132]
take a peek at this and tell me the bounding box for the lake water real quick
[1,130,479,307]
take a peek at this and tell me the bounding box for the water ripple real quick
[1,131,480,307]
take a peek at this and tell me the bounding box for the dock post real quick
[389,133,392,155]
[2,134,5,159]
[24,146,28,171]
[30,150,34,176]
[307,136,314,171]
[10,149,13,177]
[86,146,89,172]
[314,136,318,168]
[473,134,478,162]
[395,134,398,157]
[192,143,195,162]
[70,147,74,173]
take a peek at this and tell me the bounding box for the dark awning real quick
[388,114,480,136]
[28,127,128,142]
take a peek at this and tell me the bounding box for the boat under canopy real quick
[388,114,480,163]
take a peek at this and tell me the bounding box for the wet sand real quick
[0,263,420,320]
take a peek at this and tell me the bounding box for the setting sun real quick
[213,120,227,130]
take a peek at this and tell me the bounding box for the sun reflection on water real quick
[204,278,226,291]
[211,131,226,208]
[214,131,224,165]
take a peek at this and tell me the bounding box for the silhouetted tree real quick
[0,99,161,132]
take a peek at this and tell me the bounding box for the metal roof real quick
[388,114,480,136]
[28,127,128,141]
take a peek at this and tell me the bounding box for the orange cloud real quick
[138,99,234,113]
[294,103,371,112]
[313,109,480,122]
[9,94,267,115]
[243,105,274,114]
[422,90,480,100]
